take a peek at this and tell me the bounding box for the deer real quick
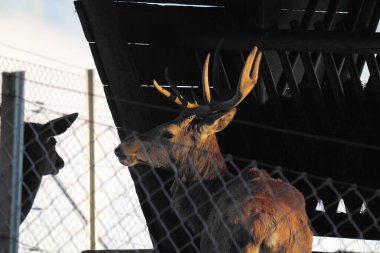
[20,113,78,223]
[115,47,313,253]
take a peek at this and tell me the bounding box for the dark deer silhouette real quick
[21,113,78,223]
[115,47,313,252]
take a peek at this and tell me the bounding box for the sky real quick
[0,1,379,252]
[0,0,95,72]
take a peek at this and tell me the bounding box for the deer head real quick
[115,47,261,178]
[23,113,78,176]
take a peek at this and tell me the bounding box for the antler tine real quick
[202,53,212,105]
[229,46,262,106]
[192,47,262,116]
[152,80,183,106]
[237,47,260,96]
[250,49,262,82]
[153,71,199,109]
[165,67,188,106]
[154,46,262,116]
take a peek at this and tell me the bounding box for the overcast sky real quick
[0,0,95,72]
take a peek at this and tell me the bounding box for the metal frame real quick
[0,72,25,253]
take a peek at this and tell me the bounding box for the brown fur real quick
[114,48,313,251]
[115,110,313,253]
[197,168,313,253]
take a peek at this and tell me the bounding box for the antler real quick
[153,46,262,116]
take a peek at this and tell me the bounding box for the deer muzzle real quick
[114,140,144,167]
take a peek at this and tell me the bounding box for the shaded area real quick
[75,0,380,251]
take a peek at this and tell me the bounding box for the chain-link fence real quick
[0,55,380,253]
[0,56,152,252]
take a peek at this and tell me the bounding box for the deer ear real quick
[42,113,78,137]
[199,108,237,135]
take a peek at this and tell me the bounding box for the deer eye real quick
[162,131,174,139]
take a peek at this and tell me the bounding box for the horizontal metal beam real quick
[113,0,225,7]
[126,27,380,53]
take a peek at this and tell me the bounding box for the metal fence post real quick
[0,72,25,253]
[86,69,97,249]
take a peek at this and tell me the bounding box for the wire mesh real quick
[0,56,152,252]
[0,55,380,253]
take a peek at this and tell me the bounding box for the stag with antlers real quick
[115,47,313,253]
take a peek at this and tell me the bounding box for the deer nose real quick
[114,145,125,158]
[55,157,64,170]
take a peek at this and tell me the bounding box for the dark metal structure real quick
[75,0,380,251]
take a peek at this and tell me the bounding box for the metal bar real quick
[113,0,225,7]
[276,0,318,94]
[355,0,380,75]
[335,0,364,79]
[366,54,380,86]
[334,23,348,76]
[261,54,279,102]
[358,0,378,28]
[300,0,319,30]
[323,50,350,126]
[347,0,365,31]
[368,0,380,31]
[127,28,380,53]
[211,42,232,97]
[365,53,380,109]
[322,52,349,119]
[334,0,364,77]
[296,0,341,95]
[299,52,332,132]
[323,0,339,29]
[218,56,231,91]
[87,69,97,250]
[308,0,340,70]
[260,54,282,123]
[0,72,25,253]
[277,51,308,123]
[345,54,365,96]
[344,54,365,110]
[316,0,340,62]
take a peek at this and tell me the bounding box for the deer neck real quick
[177,134,230,182]
[21,163,43,223]
[171,135,231,233]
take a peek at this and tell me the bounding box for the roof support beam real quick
[127,27,380,53]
